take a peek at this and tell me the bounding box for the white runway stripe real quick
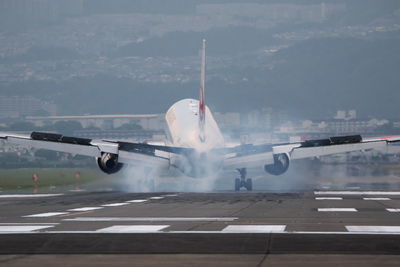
[102,203,130,207]
[0,225,54,232]
[386,208,400,212]
[0,194,63,198]
[23,212,69,217]
[346,226,400,233]
[149,196,164,200]
[96,225,169,233]
[163,194,178,197]
[67,207,103,212]
[63,217,238,222]
[0,223,58,225]
[315,197,343,200]
[42,230,400,235]
[318,208,357,212]
[222,225,286,233]
[126,199,147,203]
[363,198,391,201]
[315,191,400,195]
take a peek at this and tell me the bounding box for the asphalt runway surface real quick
[1,188,400,266]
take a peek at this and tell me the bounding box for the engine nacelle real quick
[97,153,124,174]
[264,153,290,176]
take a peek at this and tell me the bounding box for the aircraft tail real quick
[199,39,206,142]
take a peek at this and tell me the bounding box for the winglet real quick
[199,39,206,142]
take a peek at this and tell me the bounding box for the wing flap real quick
[31,131,92,146]
[6,136,101,157]
[1,131,174,168]
[222,134,398,169]
[291,140,387,160]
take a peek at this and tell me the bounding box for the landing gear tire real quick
[235,168,253,191]
[245,178,253,191]
[235,178,241,191]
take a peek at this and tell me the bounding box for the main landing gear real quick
[235,168,252,191]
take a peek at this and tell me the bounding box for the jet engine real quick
[264,153,290,175]
[97,153,124,174]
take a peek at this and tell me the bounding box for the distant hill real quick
[1,46,81,63]
[1,36,400,120]
[265,37,400,118]
[114,26,277,57]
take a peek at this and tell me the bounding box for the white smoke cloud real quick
[119,164,220,192]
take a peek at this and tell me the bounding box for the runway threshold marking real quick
[149,196,164,200]
[315,191,400,195]
[229,222,289,225]
[126,199,147,203]
[386,209,400,212]
[63,217,238,222]
[363,198,391,201]
[59,211,96,217]
[315,197,343,200]
[222,225,286,233]
[96,225,169,233]
[67,207,104,212]
[0,194,63,198]
[0,223,58,225]
[23,212,69,218]
[102,203,130,207]
[346,226,400,233]
[318,208,358,212]
[0,225,54,232]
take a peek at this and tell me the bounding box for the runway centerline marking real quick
[222,225,286,233]
[0,223,58,225]
[60,211,95,217]
[102,203,130,207]
[318,208,357,212]
[0,194,63,198]
[363,198,391,201]
[126,199,147,203]
[386,209,400,212]
[346,226,400,233]
[149,196,164,200]
[67,207,104,212]
[315,197,343,200]
[96,225,169,233]
[63,217,238,222]
[23,212,69,218]
[0,225,54,232]
[315,191,400,195]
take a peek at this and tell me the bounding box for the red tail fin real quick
[199,39,206,142]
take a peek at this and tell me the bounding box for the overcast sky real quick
[0,0,399,119]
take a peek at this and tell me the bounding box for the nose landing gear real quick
[234,168,252,191]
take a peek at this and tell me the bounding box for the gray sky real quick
[0,0,399,119]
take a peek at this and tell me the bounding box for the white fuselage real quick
[165,98,225,176]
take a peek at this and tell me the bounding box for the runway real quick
[1,190,400,255]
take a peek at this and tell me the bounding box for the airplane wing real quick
[0,131,193,169]
[222,135,400,170]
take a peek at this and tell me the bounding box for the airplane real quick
[1,39,400,191]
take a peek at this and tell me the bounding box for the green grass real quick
[0,168,108,190]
